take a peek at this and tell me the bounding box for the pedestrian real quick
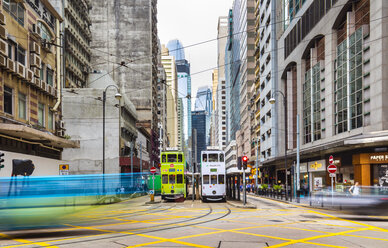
[349,182,360,196]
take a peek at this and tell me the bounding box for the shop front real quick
[307,159,327,192]
[353,152,388,186]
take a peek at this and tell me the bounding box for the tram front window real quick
[208,154,218,162]
[169,174,175,184]
[177,174,183,184]
[219,154,224,162]
[167,154,177,162]
[162,174,168,184]
[162,155,166,163]
[211,175,217,184]
[203,175,209,184]
[178,154,183,162]
[202,154,207,162]
[218,175,225,184]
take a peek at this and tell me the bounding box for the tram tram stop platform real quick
[227,199,257,209]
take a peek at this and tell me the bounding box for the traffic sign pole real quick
[328,156,337,206]
[150,167,156,202]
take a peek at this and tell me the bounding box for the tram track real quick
[16,204,231,247]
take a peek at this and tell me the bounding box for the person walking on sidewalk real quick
[349,182,360,196]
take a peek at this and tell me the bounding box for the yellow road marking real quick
[0,233,59,248]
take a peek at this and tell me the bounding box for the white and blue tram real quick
[200,150,226,201]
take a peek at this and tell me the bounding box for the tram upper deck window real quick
[219,153,224,162]
[162,174,168,184]
[178,154,183,162]
[167,154,177,162]
[169,174,175,184]
[162,155,166,163]
[218,175,225,184]
[203,175,209,184]
[211,175,217,184]
[208,154,218,162]
[177,174,183,184]
[202,153,207,162]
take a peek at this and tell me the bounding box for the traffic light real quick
[0,152,4,169]
[242,156,248,170]
[237,156,242,170]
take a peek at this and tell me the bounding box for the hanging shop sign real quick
[300,163,308,173]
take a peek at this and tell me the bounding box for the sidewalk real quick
[227,199,257,209]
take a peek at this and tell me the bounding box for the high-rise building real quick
[215,16,228,150]
[49,0,92,88]
[210,69,218,146]
[192,110,206,164]
[161,46,179,148]
[157,41,168,152]
[236,0,255,160]
[0,0,79,177]
[166,39,191,146]
[194,86,212,146]
[89,0,159,166]
[177,98,184,150]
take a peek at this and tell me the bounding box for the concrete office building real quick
[210,69,218,147]
[274,0,388,189]
[89,0,159,166]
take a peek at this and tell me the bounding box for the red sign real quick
[327,164,337,174]
[329,155,334,165]
[150,167,157,174]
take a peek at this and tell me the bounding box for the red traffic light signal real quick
[242,156,248,162]
[242,156,248,170]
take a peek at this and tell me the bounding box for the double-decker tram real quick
[160,150,186,200]
[200,150,226,201]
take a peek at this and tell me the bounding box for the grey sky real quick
[157,0,233,106]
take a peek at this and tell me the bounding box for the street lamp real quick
[269,90,289,201]
[103,85,122,175]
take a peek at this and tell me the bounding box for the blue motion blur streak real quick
[0,173,149,230]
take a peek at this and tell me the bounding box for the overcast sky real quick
[157,0,233,107]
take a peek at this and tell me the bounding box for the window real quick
[48,110,54,130]
[3,0,24,26]
[162,155,166,163]
[38,22,52,41]
[38,103,44,127]
[218,175,225,185]
[219,153,224,162]
[167,154,176,162]
[168,174,175,184]
[47,69,54,86]
[18,93,26,120]
[177,174,183,184]
[4,86,12,115]
[211,175,217,184]
[178,154,183,162]
[202,153,207,162]
[17,45,25,65]
[203,175,209,184]
[162,174,168,184]
[40,63,45,81]
[208,154,218,162]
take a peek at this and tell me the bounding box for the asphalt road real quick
[1,195,388,248]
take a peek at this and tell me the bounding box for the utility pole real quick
[255,138,259,193]
[140,142,142,174]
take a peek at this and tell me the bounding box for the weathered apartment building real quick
[0,0,78,177]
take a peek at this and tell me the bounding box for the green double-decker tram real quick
[160,151,186,200]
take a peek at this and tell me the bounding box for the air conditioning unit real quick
[42,40,52,53]
[41,81,47,91]
[30,41,40,55]
[0,38,7,56]
[47,84,52,94]
[25,69,33,82]
[0,12,5,25]
[32,24,41,37]
[30,54,41,68]
[59,120,65,129]
[50,85,56,96]
[0,55,6,67]
[33,67,40,78]
[34,78,41,87]
[16,62,25,78]
[0,25,6,40]
[6,59,15,72]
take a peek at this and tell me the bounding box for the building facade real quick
[192,110,206,165]
[89,0,159,166]
[0,0,78,177]
[274,0,388,189]
[194,86,212,146]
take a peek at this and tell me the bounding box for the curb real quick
[145,200,162,205]
[227,200,257,209]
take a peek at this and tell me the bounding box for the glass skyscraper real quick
[166,40,192,145]
[194,87,212,146]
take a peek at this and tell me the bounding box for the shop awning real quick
[344,131,388,146]
[227,167,251,175]
[0,123,79,148]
